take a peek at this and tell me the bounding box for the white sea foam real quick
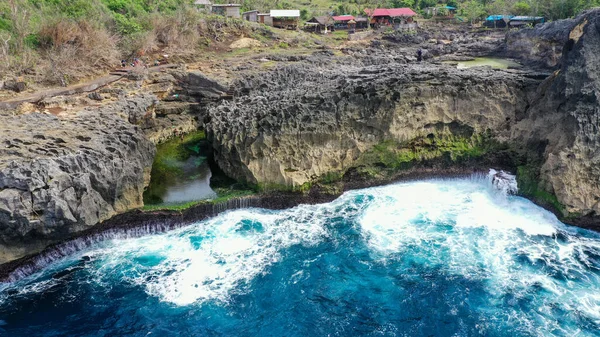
[84,205,341,306]
[488,168,518,195]
[4,176,600,336]
[357,178,600,335]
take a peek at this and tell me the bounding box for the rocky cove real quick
[1,9,600,279]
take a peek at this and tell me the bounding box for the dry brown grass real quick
[37,19,120,85]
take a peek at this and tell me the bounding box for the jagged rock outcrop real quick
[0,96,156,263]
[505,14,581,68]
[207,61,541,187]
[141,71,228,143]
[512,9,600,219]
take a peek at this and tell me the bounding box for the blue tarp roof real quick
[444,6,456,10]
[485,15,514,21]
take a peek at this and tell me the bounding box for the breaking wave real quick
[1,174,600,336]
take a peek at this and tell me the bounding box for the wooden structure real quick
[242,10,259,22]
[483,15,512,28]
[270,10,300,30]
[258,13,273,26]
[193,0,212,12]
[332,15,355,30]
[306,16,334,33]
[366,8,418,30]
[211,4,241,18]
[509,16,545,27]
[355,16,369,29]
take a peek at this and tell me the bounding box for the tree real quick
[461,0,486,24]
[390,0,416,8]
[512,1,531,15]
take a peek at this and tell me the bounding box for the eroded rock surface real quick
[505,13,581,68]
[0,96,156,262]
[513,9,600,218]
[207,59,541,187]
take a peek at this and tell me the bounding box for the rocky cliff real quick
[512,9,600,220]
[206,58,542,188]
[0,96,156,263]
[505,14,580,68]
[206,9,600,224]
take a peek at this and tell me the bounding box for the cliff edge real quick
[0,96,156,262]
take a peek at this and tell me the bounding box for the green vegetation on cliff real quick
[143,130,256,210]
[143,131,208,204]
[142,188,255,211]
[359,132,495,170]
[281,132,500,196]
[516,164,565,215]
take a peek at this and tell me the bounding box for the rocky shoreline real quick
[0,165,497,282]
[1,9,600,277]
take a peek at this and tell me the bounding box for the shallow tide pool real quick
[447,57,521,69]
[1,176,599,336]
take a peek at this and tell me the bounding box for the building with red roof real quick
[332,15,355,21]
[364,8,418,30]
[332,15,356,30]
[366,8,417,17]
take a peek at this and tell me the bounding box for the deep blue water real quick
[2,177,600,336]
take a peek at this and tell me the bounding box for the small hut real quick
[242,10,259,22]
[332,15,355,30]
[306,16,334,33]
[509,16,545,27]
[366,8,417,30]
[348,19,357,33]
[211,4,241,18]
[355,16,369,29]
[483,15,513,28]
[194,0,212,12]
[258,13,273,26]
[270,10,300,30]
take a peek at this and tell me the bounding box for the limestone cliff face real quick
[0,96,156,262]
[207,61,540,187]
[505,15,579,68]
[513,9,600,217]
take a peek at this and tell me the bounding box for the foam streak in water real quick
[2,176,600,336]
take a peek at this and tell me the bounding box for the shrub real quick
[37,18,119,85]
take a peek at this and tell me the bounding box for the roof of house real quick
[212,3,241,7]
[270,10,300,18]
[510,16,544,21]
[309,16,333,25]
[365,8,417,17]
[194,0,212,5]
[485,15,513,21]
[355,16,368,22]
[242,10,258,14]
[332,15,355,21]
